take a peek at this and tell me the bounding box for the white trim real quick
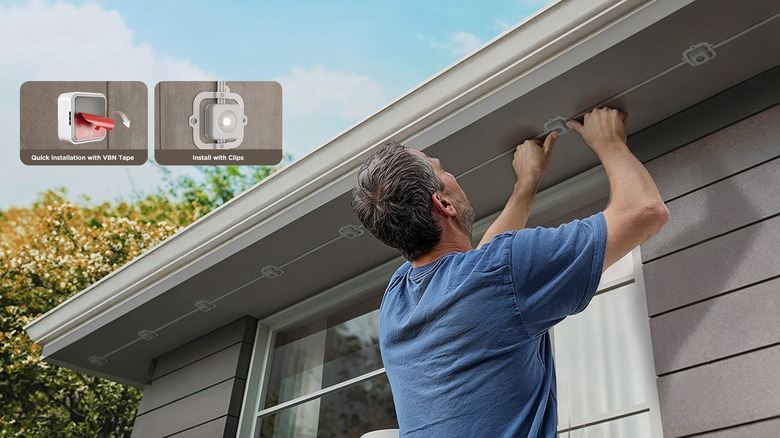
[632,247,665,438]
[236,324,270,438]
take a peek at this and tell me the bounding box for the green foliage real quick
[0,161,287,437]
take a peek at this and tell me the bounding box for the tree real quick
[0,163,286,437]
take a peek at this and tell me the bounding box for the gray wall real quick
[640,96,780,438]
[132,317,257,438]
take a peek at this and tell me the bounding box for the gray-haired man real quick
[352,108,668,437]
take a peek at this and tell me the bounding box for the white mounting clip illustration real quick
[188,81,248,150]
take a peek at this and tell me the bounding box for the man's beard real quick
[454,196,476,238]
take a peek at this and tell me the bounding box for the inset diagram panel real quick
[20,81,148,166]
[155,81,282,165]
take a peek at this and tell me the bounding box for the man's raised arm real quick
[477,132,557,248]
[567,108,669,270]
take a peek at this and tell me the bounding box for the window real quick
[553,248,663,437]
[247,290,399,438]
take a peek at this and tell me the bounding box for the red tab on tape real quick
[74,112,113,141]
[78,112,115,131]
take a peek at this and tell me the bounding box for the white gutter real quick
[26,0,693,349]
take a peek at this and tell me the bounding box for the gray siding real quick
[132,317,257,438]
[640,99,780,437]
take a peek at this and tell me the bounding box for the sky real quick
[0,0,553,209]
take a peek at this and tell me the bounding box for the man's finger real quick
[566,119,583,133]
[543,131,557,153]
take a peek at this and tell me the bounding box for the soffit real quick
[29,0,780,385]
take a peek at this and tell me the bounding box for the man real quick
[352,108,668,437]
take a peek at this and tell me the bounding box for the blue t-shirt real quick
[380,213,607,437]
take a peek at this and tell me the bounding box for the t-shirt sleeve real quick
[509,212,607,338]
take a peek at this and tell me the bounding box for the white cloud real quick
[273,65,388,156]
[423,31,482,57]
[0,0,210,209]
[0,1,391,207]
[0,0,210,83]
[275,65,386,121]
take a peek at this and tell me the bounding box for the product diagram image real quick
[155,81,282,166]
[20,81,148,166]
[189,81,247,149]
[57,91,125,144]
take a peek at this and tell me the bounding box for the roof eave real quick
[26,0,689,348]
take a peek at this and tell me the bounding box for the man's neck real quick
[411,233,472,268]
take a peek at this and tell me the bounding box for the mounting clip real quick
[188,82,248,150]
[683,42,716,67]
[138,330,158,341]
[195,300,216,312]
[543,116,570,135]
[339,225,364,239]
[88,356,107,366]
[261,265,284,279]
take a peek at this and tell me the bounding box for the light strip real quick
[86,13,779,366]
[714,10,780,49]
[89,226,362,363]
[466,12,780,178]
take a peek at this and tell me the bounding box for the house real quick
[25,0,780,436]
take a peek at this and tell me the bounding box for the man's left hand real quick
[513,131,557,196]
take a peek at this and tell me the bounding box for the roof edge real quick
[26,0,664,346]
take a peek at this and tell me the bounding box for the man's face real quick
[408,149,476,237]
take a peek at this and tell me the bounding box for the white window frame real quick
[554,247,663,437]
[237,258,403,438]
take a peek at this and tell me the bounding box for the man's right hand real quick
[566,107,628,157]
[565,107,669,271]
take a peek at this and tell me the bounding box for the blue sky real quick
[0,0,551,209]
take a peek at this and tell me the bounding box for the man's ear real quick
[431,192,457,217]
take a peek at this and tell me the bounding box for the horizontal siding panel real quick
[132,378,243,438]
[642,158,780,261]
[168,416,238,438]
[153,317,256,378]
[631,67,780,164]
[644,103,780,202]
[657,345,780,437]
[539,198,607,228]
[138,342,251,415]
[650,277,780,375]
[644,215,780,316]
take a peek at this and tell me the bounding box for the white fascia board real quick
[25,0,687,348]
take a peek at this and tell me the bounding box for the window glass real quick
[555,283,656,424]
[264,294,384,408]
[258,374,397,438]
